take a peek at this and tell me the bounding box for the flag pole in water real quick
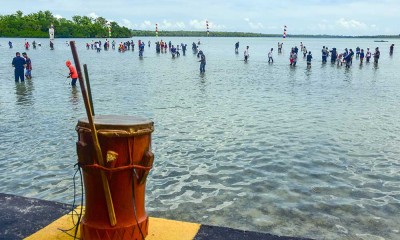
[155,23,158,38]
[108,22,112,38]
[69,41,117,226]
[283,25,287,39]
[206,20,209,37]
[49,24,54,50]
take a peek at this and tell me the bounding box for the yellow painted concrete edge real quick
[25,206,201,240]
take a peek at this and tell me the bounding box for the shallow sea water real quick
[0,37,400,239]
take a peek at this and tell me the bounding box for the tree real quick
[16,10,23,18]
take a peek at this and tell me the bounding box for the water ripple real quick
[1,37,400,239]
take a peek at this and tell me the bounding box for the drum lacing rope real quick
[58,162,84,240]
[80,162,152,172]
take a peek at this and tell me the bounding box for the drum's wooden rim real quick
[76,115,154,137]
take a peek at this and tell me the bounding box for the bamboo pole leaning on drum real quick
[70,41,117,226]
[83,64,95,116]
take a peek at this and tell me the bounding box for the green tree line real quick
[0,10,131,38]
[1,11,398,39]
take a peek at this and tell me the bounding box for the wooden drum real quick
[76,115,154,240]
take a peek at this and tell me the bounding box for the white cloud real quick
[336,18,367,29]
[124,20,186,30]
[208,22,225,30]
[308,18,375,35]
[120,20,157,30]
[250,22,264,29]
[317,23,334,31]
[189,19,225,31]
[266,26,278,30]
[88,12,99,19]
[140,20,152,29]
[54,14,63,19]
[244,18,264,30]
[121,19,133,28]
[176,21,186,29]
[161,20,172,29]
[189,19,205,29]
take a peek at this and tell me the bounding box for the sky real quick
[2,0,399,36]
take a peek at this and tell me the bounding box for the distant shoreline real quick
[130,30,400,39]
[3,34,399,39]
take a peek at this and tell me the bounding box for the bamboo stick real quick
[83,64,95,116]
[70,41,117,226]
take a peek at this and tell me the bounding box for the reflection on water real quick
[198,75,207,95]
[373,62,379,70]
[69,86,79,107]
[343,67,353,82]
[305,67,312,79]
[15,80,34,106]
[1,37,400,240]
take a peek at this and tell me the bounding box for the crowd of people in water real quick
[9,38,208,83]
[81,38,195,57]
[283,43,386,69]
[237,41,394,69]
[8,38,395,84]
[81,39,206,72]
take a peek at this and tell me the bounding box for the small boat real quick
[374,40,388,42]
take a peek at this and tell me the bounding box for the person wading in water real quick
[66,60,78,86]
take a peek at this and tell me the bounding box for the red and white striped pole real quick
[283,25,287,39]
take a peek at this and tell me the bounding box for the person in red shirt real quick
[66,60,78,86]
[22,52,32,79]
[25,40,30,50]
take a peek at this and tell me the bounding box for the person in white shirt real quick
[268,48,273,63]
[244,46,249,62]
[366,48,372,63]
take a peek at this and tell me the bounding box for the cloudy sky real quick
[2,0,399,35]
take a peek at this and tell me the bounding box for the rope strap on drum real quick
[79,162,152,173]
